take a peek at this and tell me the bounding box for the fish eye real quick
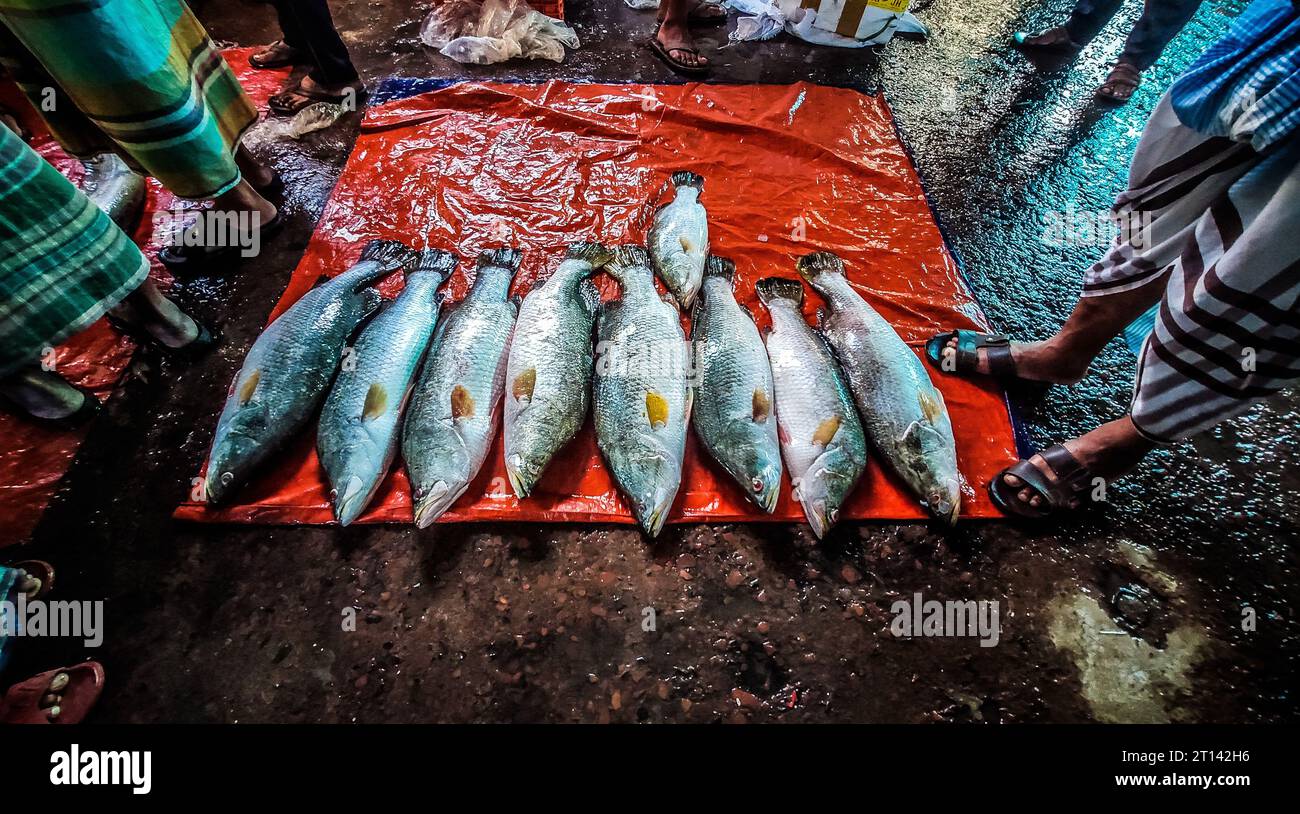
[751,477,763,492]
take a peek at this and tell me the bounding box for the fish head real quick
[410,475,469,529]
[793,458,853,539]
[605,435,681,538]
[899,420,962,526]
[203,422,268,505]
[718,423,783,514]
[331,474,375,527]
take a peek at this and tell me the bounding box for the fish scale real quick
[504,243,612,498]
[594,245,691,537]
[757,276,867,538]
[648,171,709,309]
[204,239,416,505]
[691,256,783,513]
[402,248,520,528]
[317,249,457,525]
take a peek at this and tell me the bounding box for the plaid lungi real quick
[0,123,148,379]
[0,0,256,199]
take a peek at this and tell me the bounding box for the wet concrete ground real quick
[6,0,1297,722]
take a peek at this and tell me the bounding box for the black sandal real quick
[1096,62,1141,105]
[649,27,710,76]
[106,313,218,360]
[989,444,1101,519]
[0,382,101,430]
[925,329,1019,379]
[157,208,285,274]
[249,40,305,70]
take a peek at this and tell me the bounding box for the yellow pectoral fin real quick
[512,368,536,403]
[646,391,669,430]
[752,388,771,424]
[237,369,260,405]
[812,416,841,446]
[362,383,387,421]
[679,235,693,254]
[451,385,475,420]
[919,390,943,424]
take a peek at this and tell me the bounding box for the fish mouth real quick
[637,488,676,538]
[928,480,962,526]
[413,479,466,529]
[759,485,780,514]
[333,475,371,527]
[802,498,838,540]
[504,455,533,499]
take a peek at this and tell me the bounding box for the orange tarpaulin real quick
[174,80,1018,527]
[0,49,288,547]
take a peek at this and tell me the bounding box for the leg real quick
[250,0,308,69]
[944,95,1258,382]
[280,0,359,87]
[999,138,1300,514]
[107,280,203,350]
[656,0,708,71]
[1117,0,1203,72]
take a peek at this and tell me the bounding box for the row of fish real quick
[202,170,961,536]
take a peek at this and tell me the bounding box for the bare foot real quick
[657,21,707,69]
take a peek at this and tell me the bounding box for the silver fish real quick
[647,171,708,309]
[317,249,457,525]
[204,239,416,504]
[691,256,782,512]
[80,153,145,232]
[797,251,961,524]
[756,276,867,538]
[503,242,612,498]
[402,249,521,528]
[593,245,691,537]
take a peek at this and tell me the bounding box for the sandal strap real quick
[1001,444,1094,510]
[953,329,1014,377]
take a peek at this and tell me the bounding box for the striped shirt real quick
[1170,0,1300,151]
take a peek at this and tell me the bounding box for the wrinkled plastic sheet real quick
[0,49,288,548]
[174,80,1018,527]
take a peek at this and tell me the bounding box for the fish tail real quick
[755,276,804,306]
[704,255,735,280]
[670,170,704,190]
[477,248,522,275]
[605,245,651,283]
[565,241,613,267]
[795,251,846,282]
[409,248,458,279]
[359,239,417,271]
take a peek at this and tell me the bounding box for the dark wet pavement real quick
[5,0,1296,722]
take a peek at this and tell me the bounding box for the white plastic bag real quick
[419,0,581,64]
[724,0,927,48]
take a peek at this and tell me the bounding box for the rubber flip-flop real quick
[648,31,710,76]
[249,40,305,69]
[988,444,1101,519]
[688,1,728,26]
[1096,63,1141,105]
[925,329,1021,378]
[0,662,105,724]
[268,81,367,117]
[8,559,55,598]
[157,208,285,274]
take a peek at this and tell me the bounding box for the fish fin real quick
[795,251,845,282]
[409,248,457,279]
[752,388,771,424]
[237,369,261,405]
[645,391,669,429]
[362,383,388,421]
[450,384,475,420]
[919,390,944,424]
[512,368,536,403]
[358,288,385,320]
[812,415,841,446]
[360,239,417,271]
[679,235,694,255]
[509,294,522,315]
[670,170,704,190]
[754,276,804,306]
[704,255,734,281]
[605,245,651,286]
[477,248,522,275]
[566,242,613,267]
